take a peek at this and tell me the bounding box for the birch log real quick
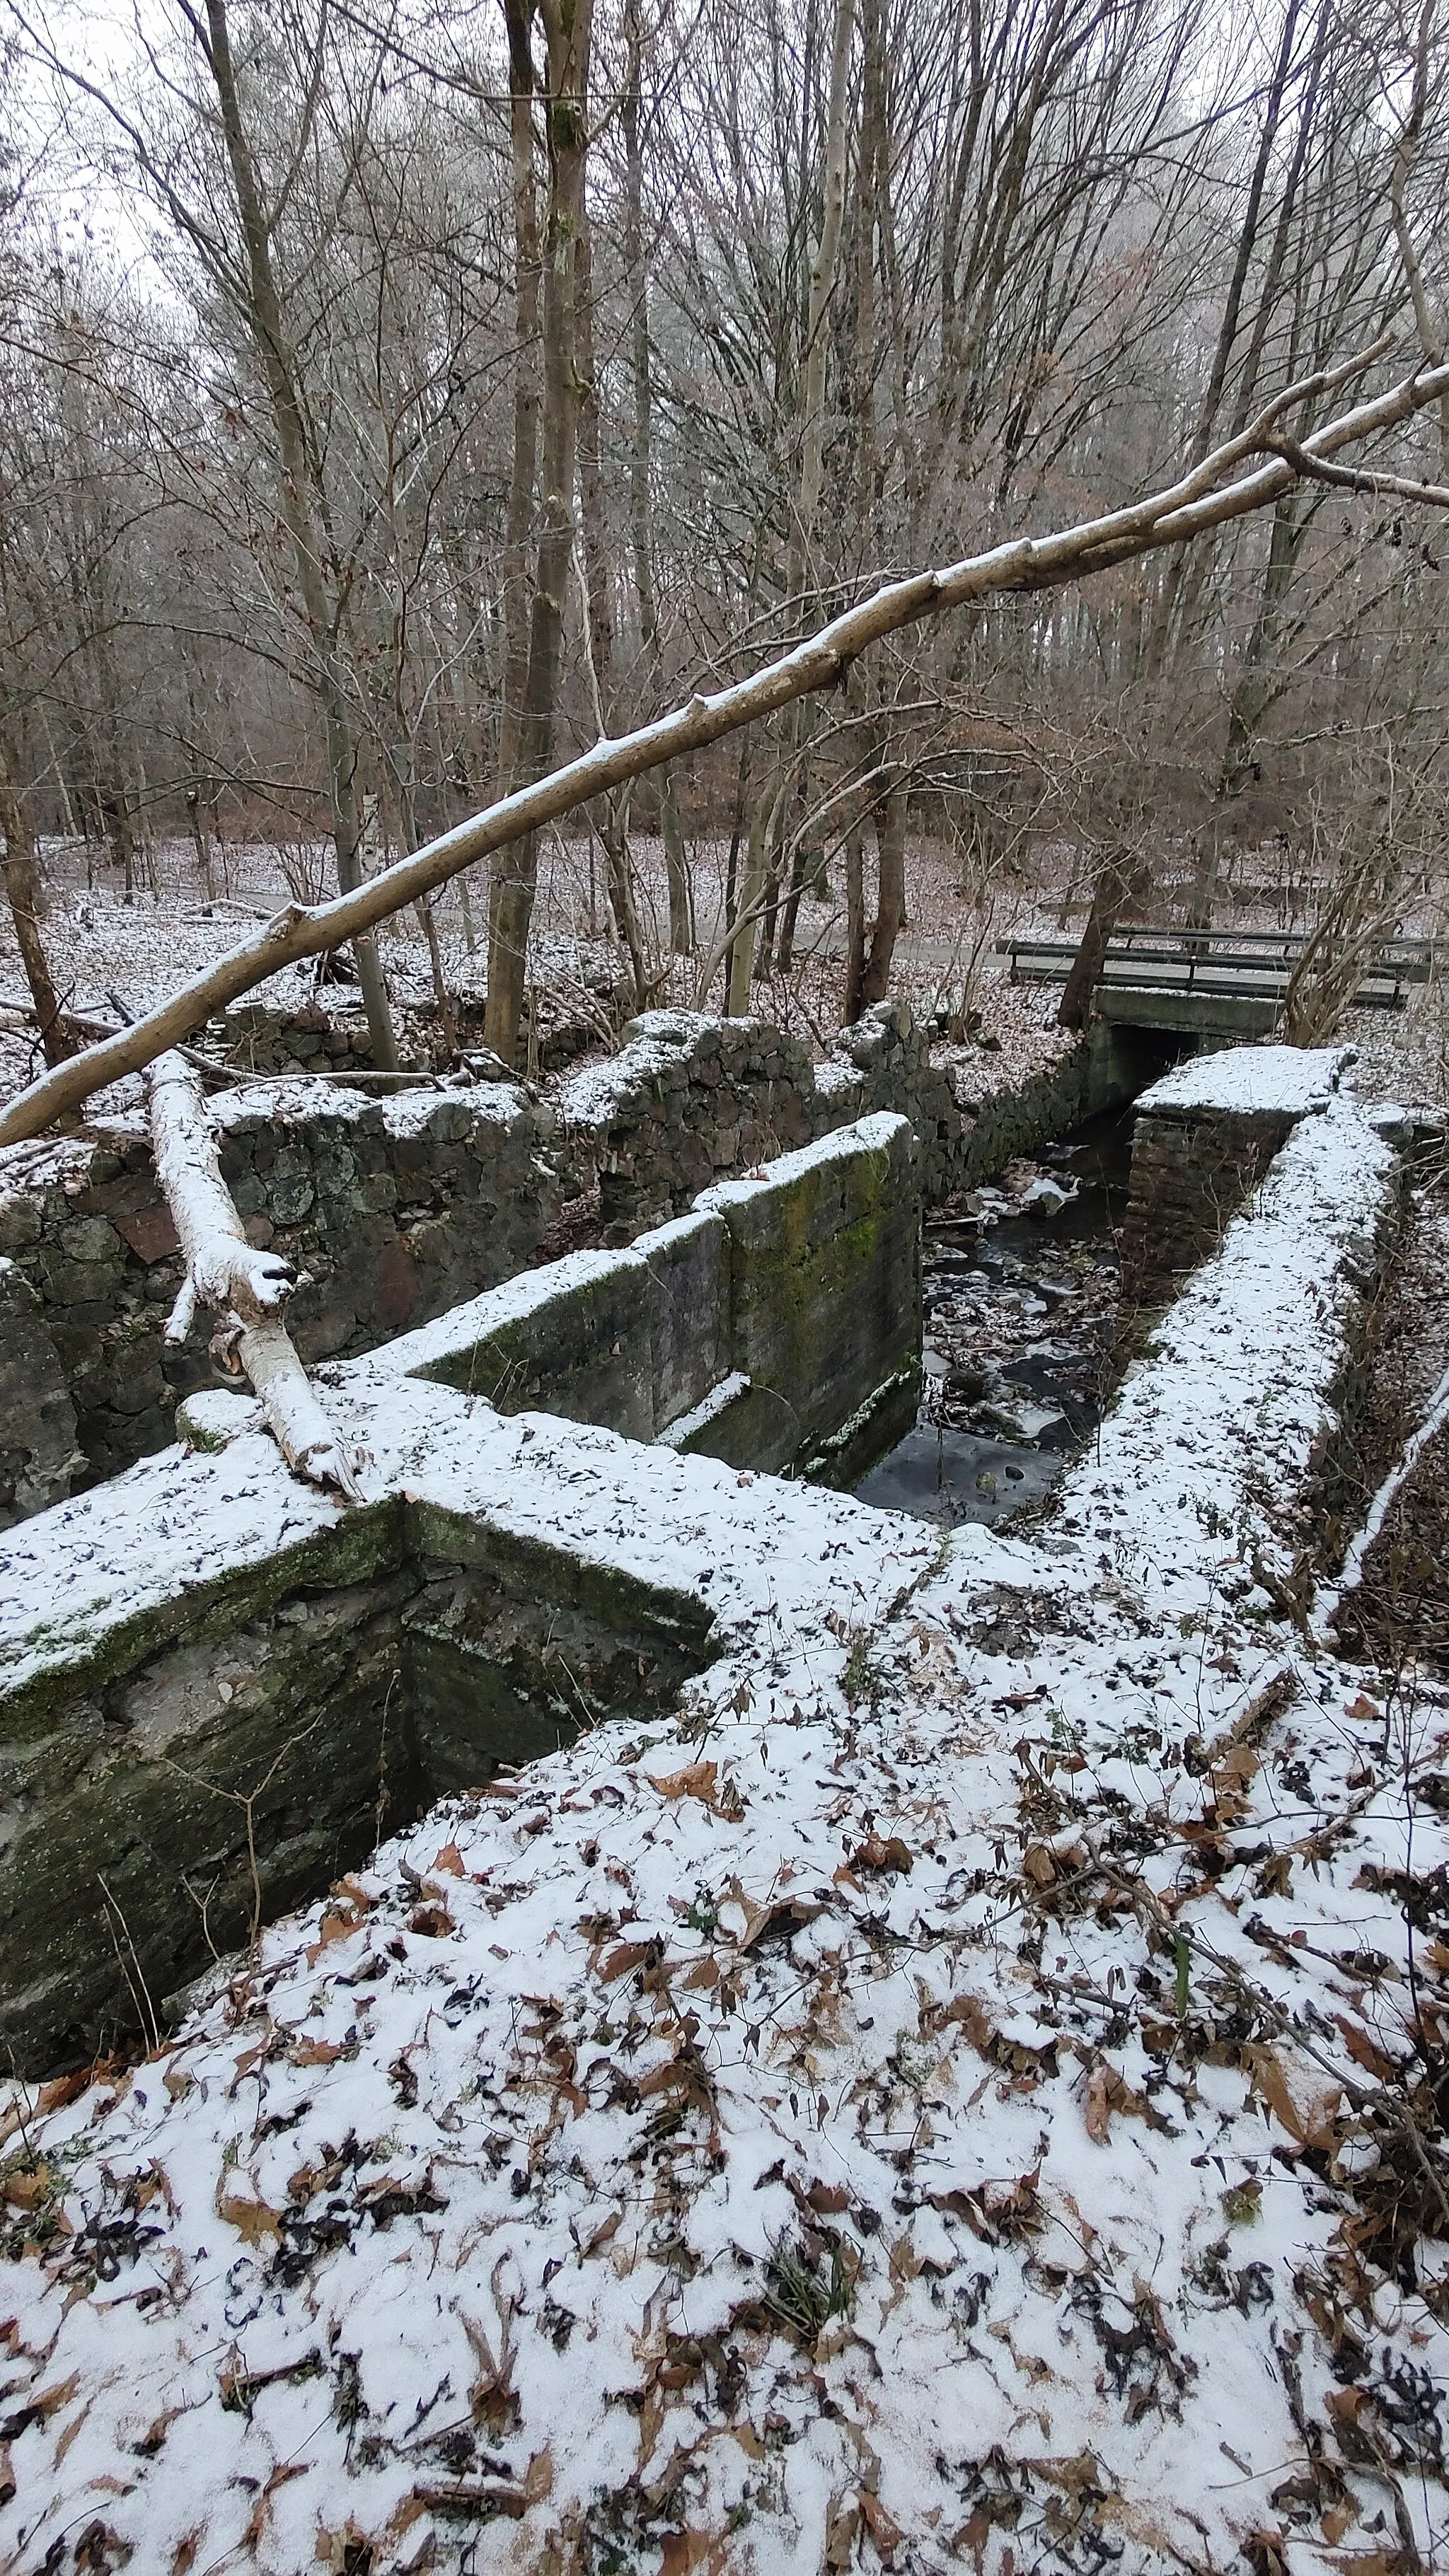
[149,1052,362,1500]
[3,337,1449,1149]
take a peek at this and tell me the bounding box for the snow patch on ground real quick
[2,1089,1445,2576]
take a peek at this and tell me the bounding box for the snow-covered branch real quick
[149,1052,363,1501]
[4,340,1449,1148]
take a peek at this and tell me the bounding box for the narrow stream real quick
[855,1104,1136,1528]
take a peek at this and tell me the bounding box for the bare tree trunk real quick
[737,0,854,990]
[485,0,594,1065]
[1058,844,1146,1028]
[1391,0,1449,474]
[622,0,691,953]
[727,777,785,1014]
[843,825,865,1023]
[0,745,74,1068]
[859,782,906,1007]
[496,0,543,797]
[575,226,648,1007]
[201,0,398,1071]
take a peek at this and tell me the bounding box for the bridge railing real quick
[996,927,1447,1009]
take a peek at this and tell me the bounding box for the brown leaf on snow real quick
[0,2439,14,2506]
[408,1904,456,1938]
[35,2070,89,2118]
[1,2164,52,2210]
[859,2490,904,2562]
[848,1833,913,1876]
[18,2372,79,2423]
[432,1842,465,1875]
[575,2209,622,2258]
[660,2535,732,2576]
[599,1939,654,1981]
[242,2459,308,2548]
[168,2530,202,2575]
[650,1760,719,1806]
[305,1907,364,1966]
[1334,2017,1398,2084]
[930,2168,1041,2245]
[1022,1843,1058,1889]
[804,2180,851,2215]
[215,2186,282,2245]
[1245,2045,1341,2149]
[942,1995,995,2055]
[289,2036,354,2068]
[1211,1744,1261,1823]
[1084,2062,1112,2144]
[722,1876,824,1951]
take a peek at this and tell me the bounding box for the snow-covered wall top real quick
[1136,1038,1352,1118]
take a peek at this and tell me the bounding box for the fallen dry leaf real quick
[215,2186,282,2245]
[849,1832,913,1876]
[1,2166,52,2210]
[860,2490,904,2561]
[650,1760,719,1805]
[599,1939,654,1982]
[289,2036,351,2068]
[305,1908,364,1966]
[1246,2044,1341,2150]
[1334,2016,1397,2084]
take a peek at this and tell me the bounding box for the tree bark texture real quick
[202,0,398,1072]
[485,0,594,1064]
[0,745,74,1068]
[623,0,691,953]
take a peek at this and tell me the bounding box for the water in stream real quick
[855,1105,1136,1528]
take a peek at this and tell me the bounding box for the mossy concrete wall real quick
[0,1115,915,2069]
[0,1006,1155,1528]
[0,1486,717,2075]
[364,1111,920,1484]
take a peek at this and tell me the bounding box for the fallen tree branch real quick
[1264,431,1449,510]
[149,1050,364,1501]
[0,994,233,1087]
[3,339,1448,1147]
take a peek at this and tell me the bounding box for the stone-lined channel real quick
[855,1104,1136,1526]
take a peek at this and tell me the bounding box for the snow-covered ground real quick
[2,1075,1446,2575]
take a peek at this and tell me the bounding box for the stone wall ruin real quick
[0,1005,1156,1528]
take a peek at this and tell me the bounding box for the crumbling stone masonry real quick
[0,1115,919,2067]
[1119,1045,1353,1296]
[0,1005,1155,1527]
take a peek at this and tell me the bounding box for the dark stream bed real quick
[855,1104,1136,1528]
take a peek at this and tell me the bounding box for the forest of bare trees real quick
[1,0,1447,1086]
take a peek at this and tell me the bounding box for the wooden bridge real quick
[998,925,1443,1038]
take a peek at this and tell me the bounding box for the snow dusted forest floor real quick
[20,832,1428,1122]
[3,848,1449,2575]
[1,1054,1448,2573]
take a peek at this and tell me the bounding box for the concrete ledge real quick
[0,1115,924,2068]
[1097,985,1283,1038]
[1121,1043,1356,1294]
